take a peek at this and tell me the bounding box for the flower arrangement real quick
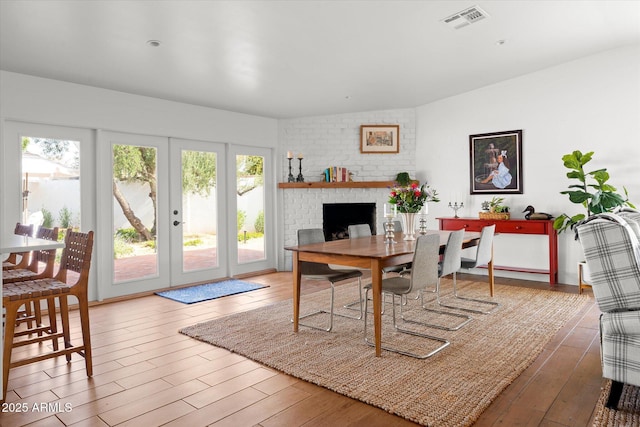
[389,181,440,213]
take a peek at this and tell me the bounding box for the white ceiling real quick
[1,1,639,119]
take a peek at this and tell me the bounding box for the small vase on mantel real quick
[400,212,417,241]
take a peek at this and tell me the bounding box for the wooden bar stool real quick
[2,229,94,402]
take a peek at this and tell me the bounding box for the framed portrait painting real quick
[360,125,399,154]
[469,130,523,194]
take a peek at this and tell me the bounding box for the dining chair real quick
[434,229,474,312]
[3,226,60,334]
[362,234,450,358]
[444,225,500,314]
[2,222,35,270]
[296,228,364,332]
[2,229,94,401]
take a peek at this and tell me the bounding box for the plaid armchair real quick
[576,212,640,409]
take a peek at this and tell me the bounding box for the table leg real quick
[370,259,383,357]
[488,244,495,297]
[292,252,301,333]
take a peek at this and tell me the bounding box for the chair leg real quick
[298,283,336,332]
[3,301,20,402]
[363,289,450,359]
[76,292,93,376]
[59,295,73,362]
[606,380,624,409]
[437,273,500,314]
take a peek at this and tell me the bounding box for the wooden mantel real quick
[278,181,393,189]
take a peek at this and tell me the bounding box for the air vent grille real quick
[442,5,489,29]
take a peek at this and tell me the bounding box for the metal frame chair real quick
[439,225,500,314]
[363,234,450,358]
[296,228,363,332]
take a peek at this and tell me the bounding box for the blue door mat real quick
[156,280,268,304]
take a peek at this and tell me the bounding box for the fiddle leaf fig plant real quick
[553,150,634,234]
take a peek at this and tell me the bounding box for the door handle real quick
[173,220,182,226]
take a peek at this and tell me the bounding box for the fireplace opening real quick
[323,203,376,241]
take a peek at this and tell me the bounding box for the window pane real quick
[112,144,158,282]
[236,154,265,263]
[181,150,218,271]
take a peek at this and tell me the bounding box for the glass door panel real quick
[228,145,274,276]
[169,138,227,286]
[112,144,159,282]
[236,154,266,263]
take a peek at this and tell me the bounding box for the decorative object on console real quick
[388,172,439,241]
[296,153,304,182]
[523,205,553,220]
[479,196,510,220]
[360,124,399,154]
[470,129,523,195]
[553,150,635,234]
[448,201,464,218]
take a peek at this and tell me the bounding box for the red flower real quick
[390,191,397,197]
[410,182,418,189]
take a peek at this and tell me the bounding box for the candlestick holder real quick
[448,201,464,218]
[287,158,295,182]
[383,203,397,244]
[296,158,304,182]
[418,215,428,235]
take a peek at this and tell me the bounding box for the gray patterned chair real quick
[576,213,640,409]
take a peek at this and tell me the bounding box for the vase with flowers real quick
[388,173,440,240]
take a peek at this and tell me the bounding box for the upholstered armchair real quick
[576,213,640,408]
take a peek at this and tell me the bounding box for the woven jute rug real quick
[593,381,640,426]
[180,279,589,427]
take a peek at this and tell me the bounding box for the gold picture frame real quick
[360,125,399,154]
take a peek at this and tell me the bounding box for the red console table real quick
[438,217,558,285]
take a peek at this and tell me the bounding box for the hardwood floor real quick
[1,272,603,426]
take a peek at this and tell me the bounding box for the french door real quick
[169,138,227,286]
[98,132,273,299]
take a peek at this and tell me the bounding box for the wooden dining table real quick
[286,229,487,357]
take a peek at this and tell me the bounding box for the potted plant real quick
[479,197,510,220]
[553,150,634,234]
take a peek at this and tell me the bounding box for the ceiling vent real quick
[442,5,489,30]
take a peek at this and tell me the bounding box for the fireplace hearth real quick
[323,203,376,241]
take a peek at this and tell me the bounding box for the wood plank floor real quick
[0,272,604,427]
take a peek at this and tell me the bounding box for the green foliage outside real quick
[184,238,203,247]
[113,235,134,258]
[41,207,54,228]
[59,206,73,228]
[554,150,634,234]
[115,228,140,242]
[254,211,264,233]
[237,231,263,242]
[237,210,246,231]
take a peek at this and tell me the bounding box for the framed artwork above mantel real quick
[360,125,399,154]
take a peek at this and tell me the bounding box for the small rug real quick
[180,280,589,426]
[156,279,268,304]
[593,381,640,426]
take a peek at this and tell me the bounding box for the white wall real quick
[277,109,416,269]
[416,44,640,285]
